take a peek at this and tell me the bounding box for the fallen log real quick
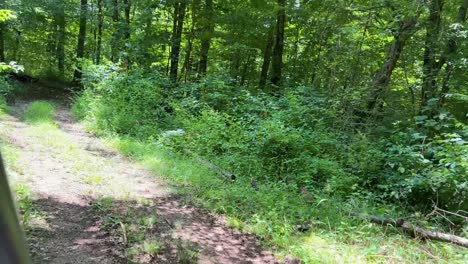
[351,212,468,248]
[184,149,236,181]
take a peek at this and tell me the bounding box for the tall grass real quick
[24,101,56,124]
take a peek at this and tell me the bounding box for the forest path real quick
[0,100,280,264]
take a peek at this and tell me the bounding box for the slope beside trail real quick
[0,100,286,264]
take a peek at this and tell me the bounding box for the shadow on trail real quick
[28,193,279,264]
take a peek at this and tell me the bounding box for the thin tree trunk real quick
[96,0,103,64]
[259,26,274,89]
[182,0,199,82]
[198,0,214,76]
[438,0,468,107]
[111,0,120,62]
[270,0,286,86]
[367,17,419,112]
[123,0,131,68]
[169,0,187,82]
[74,0,88,83]
[0,0,6,62]
[56,10,66,74]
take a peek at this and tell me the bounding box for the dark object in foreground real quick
[0,152,32,264]
[351,212,468,248]
[8,72,38,84]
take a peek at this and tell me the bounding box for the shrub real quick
[382,113,468,210]
[0,76,14,98]
[77,66,172,137]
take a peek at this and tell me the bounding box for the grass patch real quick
[0,133,40,230]
[102,136,468,264]
[24,101,56,124]
[0,96,9,117]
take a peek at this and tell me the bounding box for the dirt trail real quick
[0,101,282,264]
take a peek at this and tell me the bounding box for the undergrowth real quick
[69,67,468,263]
[100,136,468,263]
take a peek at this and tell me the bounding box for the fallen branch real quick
[351,212,468,248]
[119,222,128,246]
[184,149,236,181]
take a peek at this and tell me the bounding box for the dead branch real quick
[184,149,236,180]
[351,212,468,248]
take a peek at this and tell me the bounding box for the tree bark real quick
[270,0,286,86]
[367,16,419,112]
[123,0,131,67]
[0,0,6,62]
[259,26,274,89]
[111,0,120,62]
[182,0,200,82]
[169,0,187,82]
[198,0,214,76]
[74,0,88,83]
[56,9,66,74]
[96,0,103,64]
[421,0,444,109]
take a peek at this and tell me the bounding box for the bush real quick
[76,66,172,137]
[0,76,15,98]
[382,113,468,210]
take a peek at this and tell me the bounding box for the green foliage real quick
[0,9,16,22]
[74,66,172,137]
[0,96,7,116]
[0,76,14,98]
[24,101,56,124]
[383,114,468,210]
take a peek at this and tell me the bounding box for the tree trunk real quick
[123,0,131,67]
[56,9,66,74]
[270,0,286,86]
[111,0,120,62]
[367,17,418,112]
[74,0,88,83]
[259,26,274,89]
[182,0,199,82]
[96,0,103,64]
[169,0,187,82]
[0,0,6,62]
[198,0,214,76]
[438,0,468,107]
[421,0,444,109]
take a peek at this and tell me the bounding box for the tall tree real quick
[259,26,274,88]
[271,0,286,86]
[0,0,6,62]
[367,16,419,112]
[123,0,131,67]
[198,0,214,76]
[182,0,200,81]
[56,6,66,74]
[74,0,88,82]
[169,0,187,82]
[96,0,103,64]
[111,0,120,62]
[421,0,444,109]
[438,0,468,107]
